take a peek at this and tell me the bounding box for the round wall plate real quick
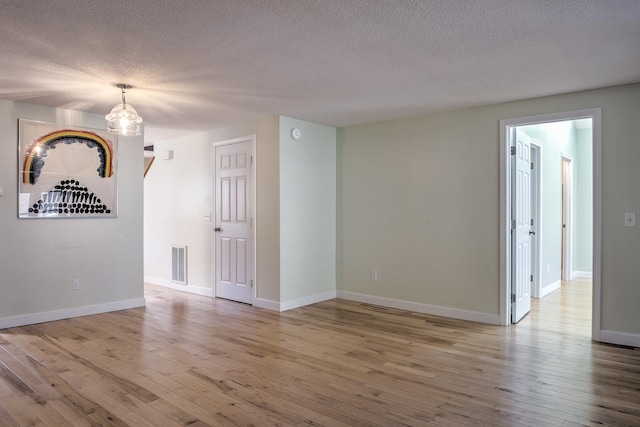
[291,128,301,140]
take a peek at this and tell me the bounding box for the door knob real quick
[529,230,536,235]
[214,227,221,232]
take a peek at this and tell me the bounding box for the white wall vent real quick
[171,245,187,285]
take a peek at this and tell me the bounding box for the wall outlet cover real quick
[624,212,636,227]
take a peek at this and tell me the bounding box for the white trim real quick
[539,279,561,299]
[500,108,602,342]
[211,135,257,305]
[337,291,500,325]
[252,136,257,304]
[572,271,592,279]
[600,330,640,348]
[0,298,146,330]
[280,290,337,312]
[561,153,574,281]
[591,106,603,342]
[144,276,214,297]
[499,119,510,325]
[253,298,280,311]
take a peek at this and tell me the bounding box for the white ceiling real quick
[1,1,639,143]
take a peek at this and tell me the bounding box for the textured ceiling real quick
[1,0,639,143]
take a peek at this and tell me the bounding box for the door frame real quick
[211,134,257,303]
[499,108,602,341]
[561,153,574,281]
[530,141,542,299]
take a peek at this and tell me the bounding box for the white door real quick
[530,142,542,299]
[512,128,532,323]
[561,155,573,281]
[214,139,253,304]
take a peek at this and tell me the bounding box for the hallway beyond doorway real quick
[519,278,592,338]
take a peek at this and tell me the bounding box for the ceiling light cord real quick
[117,83,132,106]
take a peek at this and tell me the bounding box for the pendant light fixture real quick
[105,83,143,136]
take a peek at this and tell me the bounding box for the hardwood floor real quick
[1,280,639,426]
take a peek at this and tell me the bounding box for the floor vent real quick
[171,245,187,285]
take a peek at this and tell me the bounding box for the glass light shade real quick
[105,103,143,136]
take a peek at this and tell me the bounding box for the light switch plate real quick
[624,212,636,227]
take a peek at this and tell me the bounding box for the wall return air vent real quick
[171,245,187,285]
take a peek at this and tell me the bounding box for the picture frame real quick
[18,119,118,218]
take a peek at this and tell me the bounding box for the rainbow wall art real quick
[22,129,114,185]
[18,120,118,218]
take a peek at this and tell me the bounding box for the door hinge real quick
[531,162,534,170]
[250,279,254,288]
[250,155,253,164]
[511,219,516,229]
[511,146,516,155]
[249,217,253,226]
[511,294,516,303]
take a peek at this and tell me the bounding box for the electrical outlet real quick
[625,212,636,227]
[370,270,378,281]
[72,279,80,291]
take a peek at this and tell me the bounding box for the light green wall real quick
[338,83,640,337]
[279,117,336,302]
[576,128,593,273]
[0,100,144,326]
[339,107,500,314]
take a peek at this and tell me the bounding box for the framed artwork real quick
[18,120,118,218]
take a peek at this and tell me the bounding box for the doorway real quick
[212,135,256,305]
[500,108,602,340]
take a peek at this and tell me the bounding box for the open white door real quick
[561,155,573,281]
[530,142,542,299]
[214,138,254,304]
[512,128,532,323]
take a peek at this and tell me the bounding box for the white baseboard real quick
[144,276,214,297]
[253,290,337,312]
[600,330,640,348]
[280,290,337,312]
[0,298,146,330]
[337,291,500,325]
[144,277,335,312]
[540,280,561,298]
[253,298,280,311]
[572,271,592,279]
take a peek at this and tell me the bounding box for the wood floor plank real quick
[0,279,638,426]
[0,403,20,427]
[0,395,46,426]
